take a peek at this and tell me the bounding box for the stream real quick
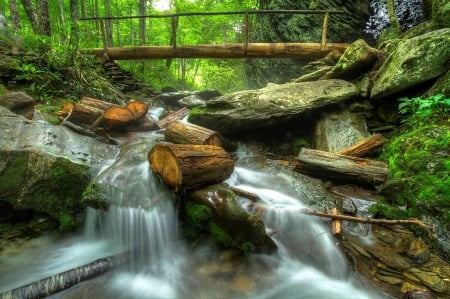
[0,128,389,299]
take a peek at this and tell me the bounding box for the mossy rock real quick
[0,150,91,232]
[371,28,450,100]
[183,184,268,254]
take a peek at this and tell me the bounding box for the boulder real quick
[371,28,450,100]
[0,91,35,119]
[320,39,379,80]
[188,80,358,136]
[0,106,119,230]
[312,108,369,153]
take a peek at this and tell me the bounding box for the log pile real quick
[56,96,155,131]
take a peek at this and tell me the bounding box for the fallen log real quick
[165,120,223,147]
[294,148,388,186]
[57,99,150,130]
[156,107,190,129]
[0,257,113,299]
[148,143,234,192]
[337,133,384,157]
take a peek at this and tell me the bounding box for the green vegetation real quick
[371,94,450,250]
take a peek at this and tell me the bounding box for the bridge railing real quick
[79,10,344,56]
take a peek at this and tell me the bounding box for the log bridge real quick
[80,10,349,60]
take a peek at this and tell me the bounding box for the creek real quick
[0,117,389,298]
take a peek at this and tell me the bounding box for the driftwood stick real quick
[298,208,427,228]
[0,257,114,299]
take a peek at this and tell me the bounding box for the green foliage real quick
[368,203,408,220]
[398,94,450,126]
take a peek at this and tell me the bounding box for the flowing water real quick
[0,130,388,299]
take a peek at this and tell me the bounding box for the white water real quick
[0,135,386,298]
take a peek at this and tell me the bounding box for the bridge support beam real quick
[82,43,348,60]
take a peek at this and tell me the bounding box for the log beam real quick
[82,43,349,60]
[337,133,385,157]
[165,120,223,147]
[294,148,388,186]
[148,143,234,192]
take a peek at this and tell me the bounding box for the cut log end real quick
[149,145,181,189]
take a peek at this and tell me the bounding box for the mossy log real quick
[148,143,234,192]
[165,120,223,146]
[0,257,113,299]
[337,133,384,157]
[156,107,190,129]
[294,148,388,186]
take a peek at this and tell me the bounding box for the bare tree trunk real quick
[386,0,400,32]
[20,0,40,34]
[139,0,146,45]
[80,0,87,18]
[104,0,113,47]
[9,0,21,30]
[37,0,51,35]
[70,0,80,49]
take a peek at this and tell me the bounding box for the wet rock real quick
[406,268,447,293]
[177,94,206,108]
[154,91,193,106]
[407,240,430,264]
[185,183,270,252]
[312,108,369,153]
[402,290,437,299]
[189,80,358,136]
[0,91,35,119]
[371,28,450,100]
[195,89,222,100]
[0,106,119,231]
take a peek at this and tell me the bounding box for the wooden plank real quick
[294,148,388,187]
[81,43,349,60]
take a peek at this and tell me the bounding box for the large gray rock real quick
[0,91,35,119]
[0,106,119,230]
[312,108,369,153]
[188,80,358,136]
[371,28,450,100]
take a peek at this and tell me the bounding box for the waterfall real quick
[0,133,386,299]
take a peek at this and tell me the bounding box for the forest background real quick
[0,0,259,94]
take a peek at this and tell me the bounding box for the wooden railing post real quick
[321,11,329,52]
[171,16,178,55]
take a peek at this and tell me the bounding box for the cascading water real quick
[1,128,387,298]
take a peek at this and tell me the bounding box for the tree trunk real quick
[165,120,223,147]
[20,0,40,34]
[9,0,21,30]
[104,0,113,47]
[148,143,234,192]
[0,257,113,299]
[294,148,388,187]
[386,0,400,32]
[37,0,51,36]
[70,0,79,49]
[82,43,349,60]
[337,133,384,157]
[139,0,146,45]
[156,107,190,129]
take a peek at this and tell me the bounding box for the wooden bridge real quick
[80,10,349,60]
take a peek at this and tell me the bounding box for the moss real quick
[0,153,28,195]
[238,241,255,256]
[186,202,213,231]
[376,121,450,251]
[209,221,233,247]
[82,183,108,210]
[0,84,6,96]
